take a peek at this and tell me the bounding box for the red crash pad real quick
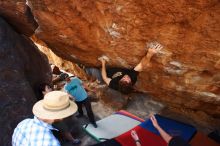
[115,126,167,146]
[116,110,145,122]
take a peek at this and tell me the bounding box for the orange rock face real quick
[32,36,88,80]
[1,0,220,117]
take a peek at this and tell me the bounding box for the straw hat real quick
[33,91,77,119]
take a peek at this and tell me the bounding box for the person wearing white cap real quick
[12,91,78,146]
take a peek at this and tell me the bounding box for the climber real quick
[38,83,81,145]
[98,42,163,94]
[12,91,79,146]
[131,115,190,146]
[65,77,98,128]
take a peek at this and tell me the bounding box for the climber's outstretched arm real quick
[134,48,156,72]
[100,59,111,85]
[134,43,162,72]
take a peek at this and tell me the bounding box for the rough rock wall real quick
[0,0,219,117]
[0,0,38,36]
[26,0,220,117]
[32,36,87,80]
[0,17,51,146]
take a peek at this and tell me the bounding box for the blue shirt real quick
[12,116,60,146]
[65,77,87,102]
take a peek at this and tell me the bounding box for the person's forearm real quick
[134,51,155,72]
[145,51,154,63]
[135,141,141,146]
[101,62,107,79]
[100,61,111,85]
[155,126,172,143]
[83,83,93,92]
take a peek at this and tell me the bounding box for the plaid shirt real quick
[12,116,60,146]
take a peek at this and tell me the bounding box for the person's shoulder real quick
[70,77,78,82]
[130,68,139,73]
[64,84,68,90]
[109,79,119,90]
[71,76,78,80]
[73,76,83,82]
[128,69,139,77]
[20,118,32,124]
[16,118,32,128]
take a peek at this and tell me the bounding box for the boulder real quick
[0,0,37,36]
[0,17,51,146]
[1,0,219,117]
[26,0,220,117]
[32,35,88,80]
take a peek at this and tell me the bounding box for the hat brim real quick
[32,100,78,119]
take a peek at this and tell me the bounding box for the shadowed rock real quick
[0,0,38,36]
[0,17,51,146]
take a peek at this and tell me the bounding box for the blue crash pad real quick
[139,114,196,142]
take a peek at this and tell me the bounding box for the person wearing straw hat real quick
[37,83,81,145]
[12,91,78,146]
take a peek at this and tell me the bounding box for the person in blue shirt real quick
[65,77,97,128]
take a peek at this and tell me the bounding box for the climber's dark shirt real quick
[107,68,139,90]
